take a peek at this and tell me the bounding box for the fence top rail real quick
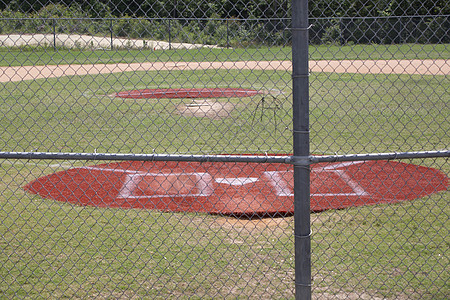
[0,151,291,164]
[1,151,448,164]
[310,14,450,20]
[310,150,450,163]
[0,16,292,21]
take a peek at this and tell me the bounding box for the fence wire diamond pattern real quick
[0,0,448,299]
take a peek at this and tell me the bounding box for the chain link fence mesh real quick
[0,0,448,298]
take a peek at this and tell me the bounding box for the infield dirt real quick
[1,59,448,83]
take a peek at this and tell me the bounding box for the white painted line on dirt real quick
[197,173,214,196]
[117,173,141,198]
[82,166,143,174]
[116,172,214,199]
[82,165,368,199]
[332,169,369,196]
[311,193,364,197]
[263,171,292,196]
[263,169,368,197]
[215,177,259,185]
[322,160,366,170]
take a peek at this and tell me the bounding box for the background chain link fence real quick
[0,0,448,298]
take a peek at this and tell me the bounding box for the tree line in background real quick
[0,0,448,45]
[1,0,448,18]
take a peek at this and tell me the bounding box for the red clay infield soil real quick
[24,160,448,216]
[115,88,262,99]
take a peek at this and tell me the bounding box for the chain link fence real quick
[0,0,448,298]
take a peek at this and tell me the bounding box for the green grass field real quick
[0,43,448,298]
[1,69,447,155]
[1,43,448,67]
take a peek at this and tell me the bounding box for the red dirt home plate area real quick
[114,88,262,99]
[24,160,448,216]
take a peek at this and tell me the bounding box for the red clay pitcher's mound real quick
[23,160,448,216]
[115,88,262,99]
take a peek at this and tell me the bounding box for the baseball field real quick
[0,41,448,298]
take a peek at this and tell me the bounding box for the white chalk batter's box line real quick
[82,162,369,199]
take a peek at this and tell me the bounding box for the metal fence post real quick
[226,19,230,48]
[292,0,311,299]
[110,19,113,50]
[53,18,56,50]
[168,19,172,50]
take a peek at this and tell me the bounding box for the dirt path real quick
[0,34,447,81]
[0,59,448,83]
[0,34,218,50]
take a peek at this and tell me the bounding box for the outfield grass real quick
[311,188,449,299]
[0,69,447,155]
[0,44,448,298]
[0,43,448,67]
